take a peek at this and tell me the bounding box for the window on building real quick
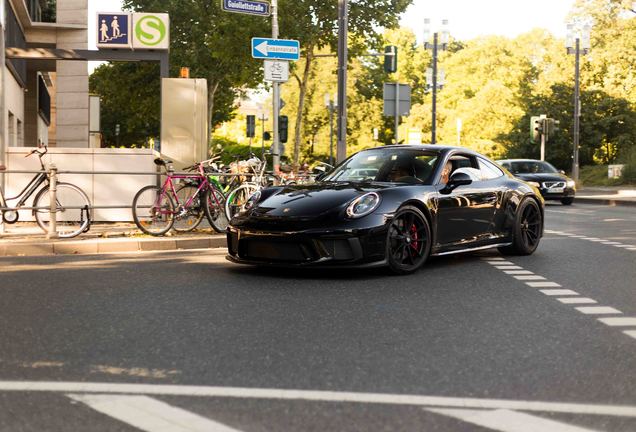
[17,119,24,147]
[8,112,16,147]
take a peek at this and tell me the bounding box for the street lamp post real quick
[325,93,337,167]
[336,0,348,163]
[566,23,591,182]
[424,19,449,144]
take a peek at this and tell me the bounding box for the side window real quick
[478,158,504,180]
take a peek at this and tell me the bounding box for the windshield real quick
[505,161,558,174]
[323,148,439,184]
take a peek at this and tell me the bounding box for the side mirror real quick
[446,172,473,190]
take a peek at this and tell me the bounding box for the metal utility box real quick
[161,78,208,168]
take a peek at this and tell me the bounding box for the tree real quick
[89,62,161,147]
[277,0,412,166]
[120,1,269,132]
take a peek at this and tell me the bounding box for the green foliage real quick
[620,146,636,184]
[89,62,161,147]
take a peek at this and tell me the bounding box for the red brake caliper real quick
[410,224,419,251]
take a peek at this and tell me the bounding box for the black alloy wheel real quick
[561,197,574,205]
[500,198,542,255]
[386,206,431,274]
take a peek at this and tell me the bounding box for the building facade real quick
[1,0,89,167]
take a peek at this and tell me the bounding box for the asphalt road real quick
[0,202,635,432]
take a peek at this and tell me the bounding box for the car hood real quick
[514,173,570,183]
[251,182,391,219]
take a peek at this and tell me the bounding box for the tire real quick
[561,197,574,205]
[225,184,259,221]
[173,183,205,233]
[499,198,543,256]
[386,205,432,275]
[33,182,91,239]
[132,185,175,236]
[204,187,229,233]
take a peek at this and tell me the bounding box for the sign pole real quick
[271,0,280,173]
[394,83,399,145]
[336,0,348,163]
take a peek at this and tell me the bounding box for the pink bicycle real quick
[132,158,228,236]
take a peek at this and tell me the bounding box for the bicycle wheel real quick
[132,185,175,236]
[225,184,259,221]
[33,182,91,238]
[173,183,205,233]
[204,186,229,233]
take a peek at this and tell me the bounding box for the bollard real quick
[47,164,58,239]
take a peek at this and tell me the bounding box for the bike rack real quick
[1,167,313,237]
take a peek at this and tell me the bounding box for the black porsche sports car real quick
[497,159,576,205]
[227,145,544,274]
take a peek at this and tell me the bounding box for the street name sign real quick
[222,0,270,16]
[97,13,132,49]
[251,38,300,61]
[264,60,289,82]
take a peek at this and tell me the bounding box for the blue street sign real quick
[222,0,270,16]
[96,13,131,49]
[251,38,300,61]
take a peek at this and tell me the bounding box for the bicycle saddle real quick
[154,158,173,167]
[0,164,6,171]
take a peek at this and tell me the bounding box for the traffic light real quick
[546,118,560,136]
[246,115,256,138]
[384,45,398,74]
[279,115,289,144]
[530,116,544,142]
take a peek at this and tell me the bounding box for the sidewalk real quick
[576,186,636,207]
[0,222,227,257]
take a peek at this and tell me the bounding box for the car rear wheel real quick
[386,206,431,275]
[561,197,574,205]
[499,198,542,256]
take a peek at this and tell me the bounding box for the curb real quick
[574,197,636,207]
[0,235,227,257]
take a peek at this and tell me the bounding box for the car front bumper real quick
[226,225,388,268]
[538,187,576,200]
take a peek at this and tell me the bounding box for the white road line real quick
[627,248,636,251]
[426,408,600,432]
[597,317,636,327]
[0,381,635,418]
[503,270,535,275]
[67,394,241,432]
[495,266,524,270]
[482,257,505,261]
[575,306,622,315]
[527,281,562,288]
[540,289,579,296]
[588,239,606,242]
[488,261,515,265]
[623,330,636,340]
[513,275,546,281]
[614,245,634,248]
[602,242,622,245]
[557,298,598,305]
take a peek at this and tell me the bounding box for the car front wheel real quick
[386,206,432,275]
[499,198,543,256]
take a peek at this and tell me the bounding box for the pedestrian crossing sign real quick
[97,13,132,49]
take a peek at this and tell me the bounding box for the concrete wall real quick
[3,67,24,148]
[55,0,89,148]
[5,147,158,222]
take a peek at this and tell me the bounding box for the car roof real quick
[363,144,483,155]
[497,159,547,163]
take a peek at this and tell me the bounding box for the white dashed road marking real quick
[558,298,597,304]
[482,255,636,342]
[540,289,579,296]
[68,394,242,432]
[575,306,622,315]
[598,317,636,327]
[426,408,600,432]
[544,230,636,251]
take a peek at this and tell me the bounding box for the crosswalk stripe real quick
[426,408,600,432]
[527,281,562,288]
[575,306,622,315]
[557,298,597,304]
[67,394,242,432]
[540,289,578,296]
[513,275,546,281]
[597,317,636,327]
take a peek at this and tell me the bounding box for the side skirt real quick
[431,242,512,257]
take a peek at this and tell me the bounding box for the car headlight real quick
[346,192,381,219]
[566,180,576,188]
[527,181,541,188]
[243,190,262,211]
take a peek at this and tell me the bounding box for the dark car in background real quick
[227,145,545,274]
[497,159,576,205]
